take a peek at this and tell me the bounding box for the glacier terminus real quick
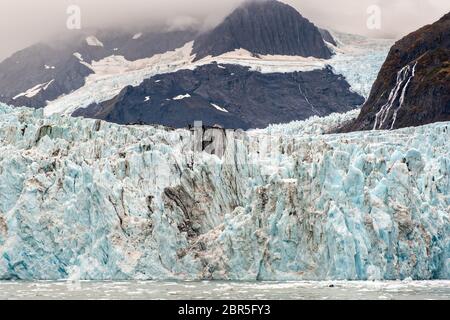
[0,103,448,281]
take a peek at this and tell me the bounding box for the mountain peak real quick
[193,0,332,60]
[237,0,301,13]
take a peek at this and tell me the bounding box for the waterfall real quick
[373,62,418,130]
[390,62,418,129]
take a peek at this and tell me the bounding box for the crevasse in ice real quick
[0,103,448,280]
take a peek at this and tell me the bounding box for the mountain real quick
[0,41,92,108]
[192,0,333,60]
[343,12,450,131]
[0,0,372,129]
[1,102,448,280]
[69,1,364,129]
[73,63,363,129]
[0,29,197,108]
[319,28,337,46]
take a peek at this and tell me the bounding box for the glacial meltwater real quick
[0,281,449,300]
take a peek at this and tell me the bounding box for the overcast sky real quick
[1,0,449,61]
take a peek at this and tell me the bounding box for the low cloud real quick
[0,0,449,61]
[289,0,450,38]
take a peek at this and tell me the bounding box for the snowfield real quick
[0,103,448,280]
[43,33,393,117]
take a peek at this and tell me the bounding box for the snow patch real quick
[173,94,191,101]
[73,52,83,61]
[132,33,143,40]
[211,103,228,113]
[13,79,54,100]
[201,48,328,73]
[73,52,94,71]
[86,36,104,47]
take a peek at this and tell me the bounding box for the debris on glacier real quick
[0,103,448,281]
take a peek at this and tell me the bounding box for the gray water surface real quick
[0,281,449,300]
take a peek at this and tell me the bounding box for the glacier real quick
[0,102,449,280]
[327,31,394,98]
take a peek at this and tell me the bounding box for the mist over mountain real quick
[1,0,450,62]
[193,0,332,60]
[0,0,370,129]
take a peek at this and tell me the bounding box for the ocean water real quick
[0,281,449,300]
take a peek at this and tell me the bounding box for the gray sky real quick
[1,0,449,61]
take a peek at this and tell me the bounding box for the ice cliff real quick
[0,103,448,280]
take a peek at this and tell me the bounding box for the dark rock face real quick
[319,28,337,47]
[73,63,364,129]
[0,42,92,108]
[193,0,332,61]
[343,12,450,131]
[94,29,197,61]
[0,30,197,108]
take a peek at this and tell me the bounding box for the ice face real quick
[0,103,448,280]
